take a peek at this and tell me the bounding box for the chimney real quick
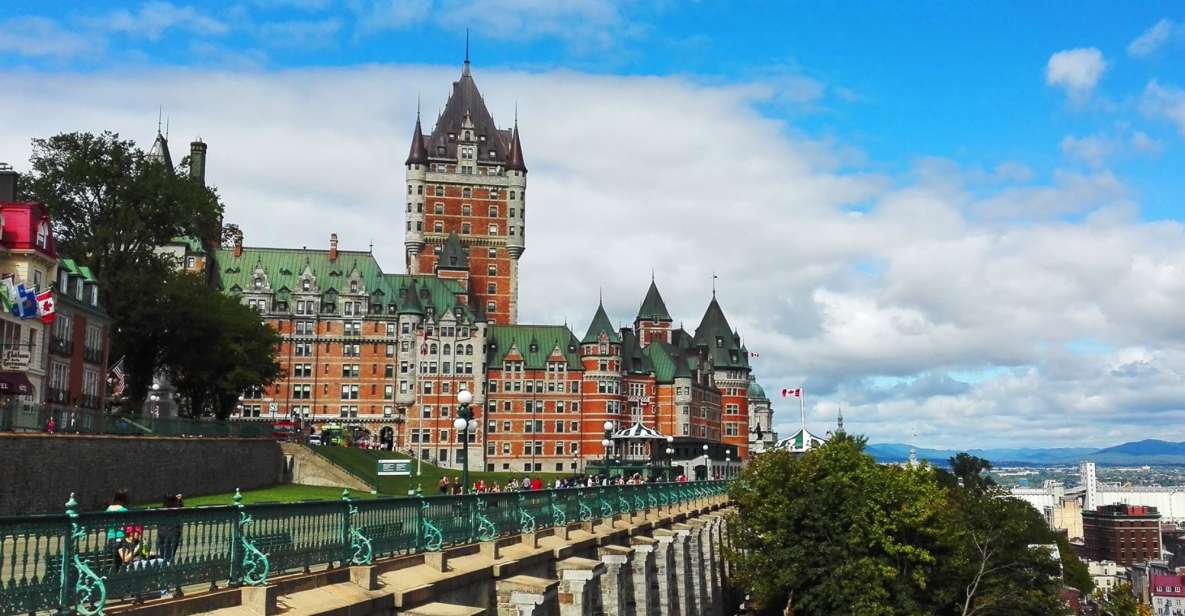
[189,140,207,186]
[0,163,17,202]
[233,229,243,258]
[329,233,338,261]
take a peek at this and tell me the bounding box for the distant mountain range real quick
[866,439,1185,466]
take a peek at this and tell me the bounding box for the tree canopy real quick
[728,437,1070,615]
[21,131,278,416]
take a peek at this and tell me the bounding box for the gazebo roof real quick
[612,422,668,440]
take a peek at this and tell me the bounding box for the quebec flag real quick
[12,284,38,320]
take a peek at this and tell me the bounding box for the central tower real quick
[404,55,527,324]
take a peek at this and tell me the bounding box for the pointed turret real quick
[582,301,621,344]
[406,113,429,165]
[693,296,747,369]
[506,124,527,172]
[148,131,174,170]
[636,280,672,322]
[437,232,468,270]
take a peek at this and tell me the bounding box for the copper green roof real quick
[642,340,696,384]
[399,280,424,316]
[693,296,749,370]
[169,235,206,254]
[636,280,672,322]
[487,325,581,369]
[437,232,469,271]
[621,329,654,375]
[748,380,768,400]
[58,258,98,282]
[581,301,621,344]
[212,246,475,322]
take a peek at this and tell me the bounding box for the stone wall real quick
[0,433,284,514]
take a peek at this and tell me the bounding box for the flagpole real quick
[800,389,806,436]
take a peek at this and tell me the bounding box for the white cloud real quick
[1128,19,1179,57]
[1060,134,1113,167]
[1045,47,1106,103]
[350,0,433,33]
[93,2,229,41]
[1059,130,1163,166]
[256,18,342,48]
[2,65,1184,449]
[0,17,98,58]
[1141,80,1185,137]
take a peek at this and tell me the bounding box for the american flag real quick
[781,388,802,398]
[108,357,127,398]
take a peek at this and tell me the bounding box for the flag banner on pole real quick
[781,388,802,398]
[14,284,38,319]
[36,289,55,324]
[750,351,760,358]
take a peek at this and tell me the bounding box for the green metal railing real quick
[0,481,728,616]
[0,403,272,438]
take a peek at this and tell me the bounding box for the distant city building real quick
[1083,503,1163,566]
[1087,560,1127,593]
[1046,493,1084,542]
[1150,574,1185,616]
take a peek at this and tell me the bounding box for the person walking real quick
[438,476,451,495]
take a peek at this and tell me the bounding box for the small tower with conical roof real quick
[579,297,625,461]
[634,277,673,347]
[403,47,527,325]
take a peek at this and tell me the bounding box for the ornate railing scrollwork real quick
[475,499,497,542]
[65,494,106,616]
[551,498,566,527]
[234,490,270,586]
[341,490,373,565]
[517,495,537,534]
[578,498,593,522]
[420,500,443,552]
[598,490,613,518]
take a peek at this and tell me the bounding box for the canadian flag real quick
[749,351,760,358]
[781,388,802,398]
[37,289,56,324]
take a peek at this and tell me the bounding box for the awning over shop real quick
[0,371,34,395]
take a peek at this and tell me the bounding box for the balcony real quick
[83,345,104,365]
[49,336,73,357]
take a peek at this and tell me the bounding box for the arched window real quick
[463,187,472,198]
[443,343,451,355]
[35,221,48,248]
[465,344,473,354]
[430,343,438,354]
[302,279,311,292]
[349,281,358,293]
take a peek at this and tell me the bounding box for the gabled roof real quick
[581,301,621,344]
[643,340,695,384]
[693,296,748,370]
[427,63,513,166]
[621,329,653,375]
[437,232,469,270]
[636,280,672,322]
[487,324,581,370]
[774,428,827,453]
[398,280,424,316]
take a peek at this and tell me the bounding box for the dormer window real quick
[89,285,98,306]
[58,270,68,290]
[350,281,358,293]
[74,280,83,301]
[479,134,486,142]
[35,221,48,248]
[716,336,723,348]
[253,277,263,289]
[302,279,311,292]
[448,133,455,141]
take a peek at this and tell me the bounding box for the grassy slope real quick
[310,446,565,495]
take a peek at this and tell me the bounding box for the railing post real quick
[229,489,243,586]
[57,494,77,616]
[341,489,352,567]
[415,497,424,552]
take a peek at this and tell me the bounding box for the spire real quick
[506,119,527,172]
[406,109,429,165]
[636,279,672,322]
[582,299,621,344]
[837,407,845,433]
[463,28,471,77]
[148,129,174,171]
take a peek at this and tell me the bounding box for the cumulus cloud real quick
[1045,47,1106,103]
[1128,19,1179,57]
[1141,79,1185,137]
[1,65,1184,449]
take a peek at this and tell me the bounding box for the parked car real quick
[307,434,322,446]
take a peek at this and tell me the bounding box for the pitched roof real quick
[774,428,827,453]
[398,280,424,316]
[506,125,526,172]
[148,131,174,170]
[211,245,475,322]
[636,280,672,322]
[437,232,469,270]
[405,114,429,165]
[427,64,513,166]
[582,301,621,344]
[643,340,696,384]
[487,324,581,370]
[693,296,749,370]
[621,329,653,375]
[612,422,667,440]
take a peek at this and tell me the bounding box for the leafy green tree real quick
[948,453,996,495]
[729,439,1069,615]
[22,131,276,413]
[1056,532,1094,595]
[729,434,947,615]
[1095,583,1140,616]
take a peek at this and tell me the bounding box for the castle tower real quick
[580,299,625,461]
[693,294,751,459]
[404,55,527,324]
[634,278,673,347]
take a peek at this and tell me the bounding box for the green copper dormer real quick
[437,232,469,271]
[636,280,672,322]
[581,301,621,344]
[398,280,424,316]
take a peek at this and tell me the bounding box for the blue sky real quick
[3,1,1185,447]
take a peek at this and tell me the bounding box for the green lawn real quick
[311,446,567,495]
[157,485,381,508]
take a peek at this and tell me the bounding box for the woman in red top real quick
[530,477,543,491]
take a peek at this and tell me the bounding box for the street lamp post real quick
[601,420,614,478]
[665,435,675,481]
[454,390,475,494]
[702,444,709,481]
